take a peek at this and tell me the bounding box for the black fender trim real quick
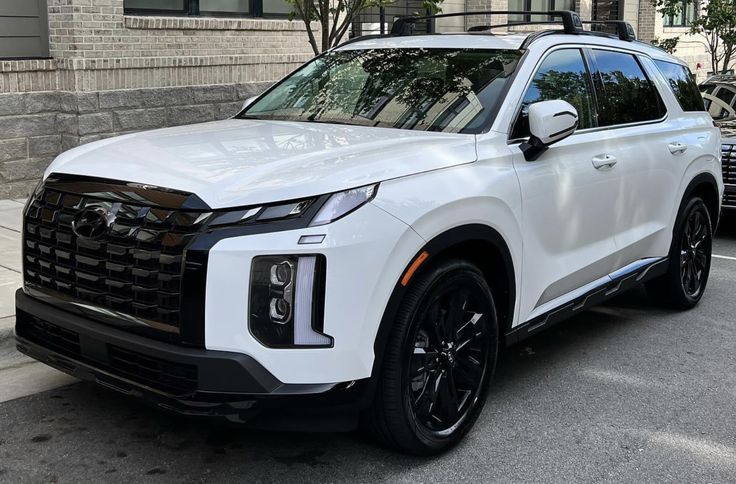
[506,257,669,345]
[680,172,721,231]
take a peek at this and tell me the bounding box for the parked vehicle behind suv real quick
[700,74,736,211]
[15,11,722,455]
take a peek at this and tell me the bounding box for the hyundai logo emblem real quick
[71,206,113,239]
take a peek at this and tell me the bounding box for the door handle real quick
[668,142,688,155]
[592,154,617,170]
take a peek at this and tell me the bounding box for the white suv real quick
[15,11,722,455]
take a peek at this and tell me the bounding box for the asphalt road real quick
[1,215,735,483]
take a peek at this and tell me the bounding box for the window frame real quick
[664,0,696,27]
[507,45,669,143]
[123,0,291,18]
[508,0,576,24]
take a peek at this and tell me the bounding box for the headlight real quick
[207,184,377,229]
[249,254,332,348]
[310,184,378,226]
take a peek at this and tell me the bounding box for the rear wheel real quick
[647,197,713,309]
[364,260,498,455]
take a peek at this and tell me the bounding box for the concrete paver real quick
[0,199,24,233]
[0,267,21,319]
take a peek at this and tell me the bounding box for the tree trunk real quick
[321,0,330,52]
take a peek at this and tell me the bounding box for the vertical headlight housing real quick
[249,255,331,348]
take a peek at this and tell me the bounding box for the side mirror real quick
[242,96,258,111]
[521,100,578,161]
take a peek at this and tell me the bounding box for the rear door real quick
[584,48,680,265]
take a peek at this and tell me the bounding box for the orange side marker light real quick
[401,251,429,287]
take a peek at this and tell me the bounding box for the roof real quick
[702,74,736,85]
[335,33,529,51]
[336,31,684,65]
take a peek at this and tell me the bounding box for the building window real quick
[508,0,575,23]
[664,0,696,27]
[124,0,292,17]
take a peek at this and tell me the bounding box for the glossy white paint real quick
[205,202,425,383]
[527,100,578,145]
[40,31,723,385]
[45,119,476,208]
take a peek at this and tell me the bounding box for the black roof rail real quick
[580,20,636,41]
[391,10,584,36]
[389,10,636,42]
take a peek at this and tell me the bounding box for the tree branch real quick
[294,0,320,55]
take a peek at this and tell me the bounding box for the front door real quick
[508,48,624,323]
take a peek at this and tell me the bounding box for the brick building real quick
[0,0,720,198]
[0,0,315,198]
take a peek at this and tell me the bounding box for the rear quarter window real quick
[654,60,706,112]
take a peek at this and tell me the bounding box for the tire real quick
[646,196,713,309]
[363,259,499,455]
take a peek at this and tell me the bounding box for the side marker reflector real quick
[401,251,429,287]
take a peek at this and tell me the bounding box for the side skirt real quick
[505,257,669,346]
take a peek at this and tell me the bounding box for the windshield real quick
[238,48,523,134]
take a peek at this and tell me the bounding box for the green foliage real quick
[651,37,680,54]
[650,0,735,73]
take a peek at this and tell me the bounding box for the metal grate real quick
[723,143,736,186]
[23,187,210,334]
[351,1,432,37]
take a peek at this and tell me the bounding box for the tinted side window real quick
[511,49,596,139]
[654,60,705,111]
[590,50,667,126]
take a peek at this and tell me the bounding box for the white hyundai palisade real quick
[15,11,722,455]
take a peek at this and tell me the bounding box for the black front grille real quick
[23,185,210,334]
[724,190,736,207]
[723,143,736,186]
[16,311,198,396]
[107,345,198,395]
[16,311,81,359]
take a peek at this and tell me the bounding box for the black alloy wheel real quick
[365,259,498,455]
[408,282,491,436]
[647,196,713,309]
[680,207,711,298]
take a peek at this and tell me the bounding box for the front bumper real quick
[15,290,367,428]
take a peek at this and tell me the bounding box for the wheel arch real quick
[680,172,721,230]
[370,224,517,381]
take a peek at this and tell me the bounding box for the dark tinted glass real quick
[241,48,523,134]
[591,50,667,126]
[511,49,595,139]
[654,60,705,111]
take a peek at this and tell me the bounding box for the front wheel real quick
[364,260,498,455]
[647,197,713,309]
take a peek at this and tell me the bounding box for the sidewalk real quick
[0,198,77,403]
[0,199,24,342]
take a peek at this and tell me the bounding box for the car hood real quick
[47,119,478,208]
